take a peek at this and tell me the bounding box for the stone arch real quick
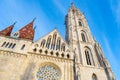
[92,73,97,80]
[81,30,88,42]
[84,46,95,66]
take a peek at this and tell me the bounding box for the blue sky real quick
[0,0,120,79]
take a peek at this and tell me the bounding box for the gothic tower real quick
[65,3,115,80]
[0,3,116,80]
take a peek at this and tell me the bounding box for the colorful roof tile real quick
[19,21,35,40]
[0,24,14,36]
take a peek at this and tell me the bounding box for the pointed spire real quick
[71,2,76,9]
[0,23,15,36]
[19,19,35,41]
[32,17,36,22]
[13,21,17,26]
[71,2,75,8]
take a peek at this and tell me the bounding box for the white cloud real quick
[110,0,120,27]
[53,0,67,15]
[103,35,120,79]
[103,36,116,63]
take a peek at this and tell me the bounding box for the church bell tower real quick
[65,3,115,80]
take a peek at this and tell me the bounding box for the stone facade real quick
[0,3,115,80]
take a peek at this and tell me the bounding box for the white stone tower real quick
[0,3,116,80]
[65,3,115,80]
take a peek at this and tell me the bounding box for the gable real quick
[29,29,73,59]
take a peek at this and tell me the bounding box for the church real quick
[0,3,115,80]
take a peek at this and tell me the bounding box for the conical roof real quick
[19,21,35,40]
[0,24,14,36]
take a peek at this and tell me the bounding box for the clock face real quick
[36,65,60,80]
[11,31,19,38]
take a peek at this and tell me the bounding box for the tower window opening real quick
[72,9,75,14]
[85,50,92,65]
[79,21,82,26]
[56,38,61,50]
[81,32,88,42]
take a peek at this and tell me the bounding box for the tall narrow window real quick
[85,48,92,65]
[40,40,46,48]
[8,43,13,48]
[21,44,25,50]
[63,45,65,51]
[92,74,97,80]
[12,43,16,49]
[81,31,88,42]
[53,34,57,50]
[5,42,9,47]
[61,43,65,52]
[1,42,6,47]
[56,38,61,50]
[48,38,51,49]
[46,36,51,49]
[81,33,86,42]
[51,33,57,50]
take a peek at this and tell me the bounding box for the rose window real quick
[36,65,60,80]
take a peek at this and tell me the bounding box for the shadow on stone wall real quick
[20,62,35,80]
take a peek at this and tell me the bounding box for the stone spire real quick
[71,2,75,9]
[0,23,15,36]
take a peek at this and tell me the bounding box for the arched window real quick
[63,45,65,51]
[5,42,9,47]
[85,48,93,65]
[8,43,13,48]
[81,33,86,42]
[61,43,65,52]
[12,43,16,49]
[92,74,97,80]
[40,39,46,48]
[81,31,88,42]
[51,33,57,50]
[21,44,25,50]
[46,36,51,49]
[56,38,61,50]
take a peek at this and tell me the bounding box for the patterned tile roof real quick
[19,21,34,40]
[0,24,14,36]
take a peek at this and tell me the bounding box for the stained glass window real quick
[36,65,60,80]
